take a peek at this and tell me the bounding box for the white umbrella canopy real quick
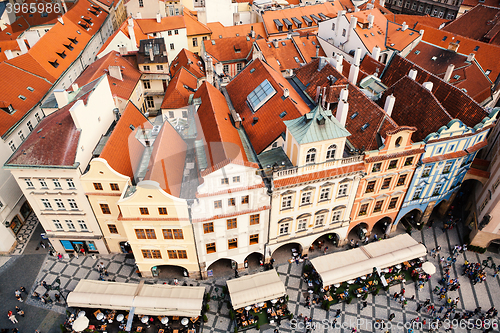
[422,262,436,275]
[161,317,169,325]
[72,316,89,332]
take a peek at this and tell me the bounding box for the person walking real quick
[9,313,18,324]
[15,306,24,317]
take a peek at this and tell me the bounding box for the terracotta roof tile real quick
[60,0,108,37]
[207,22,266,39]
[135,15,185,34]
[384,13,449,29]
[0,40,21,62]
[226,58,310,153]
[274,163,365,188]
[203,35,256,63]
[169,48,205,78]
[161,67,197,109]
[256,38,305,72]
[73,52,141,101]
[0,17,29,41]
[0,62,52,137]
[359,55,385,76]
[292,35,326,63]
[183,11,211,36]
[100,102,151,178]
[98,18,148,56]
[381,55,489,128]
[194,81,249,170]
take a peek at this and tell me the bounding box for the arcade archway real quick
[372,217,392,235]
[271,242,303,265]
[206,258,236,278]
[244,252,264,269]
[151,264,188,279]
[347,222,369,242]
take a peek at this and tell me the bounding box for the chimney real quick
[401,21,408,31]
[349,64,359,84]
[419,29,424,37]
[353,47,361,66]
[119,46,128,55]
[206,56,214,85]
[340,87,348,100]
[349,15,358,32]
[149,49,154,61]
[371,46,381,61]
[72,83,79,91]
[336,89,349,127]
[251,29,255,38]
[422,81,433,92]
[318,57,327,71]
[467,53,475,62]
[383,94,395,117]
[355,6,360,11]
[108,65,123,81]
[448,42,459,52]
[4,50,14,60]
[272,40,278,48]
[379,0,385,6]
[366,3,374,9]
[54,89,69,108]
[315,86,321,103]
[408,69,417,80]
[128,19,137,51]
[136,12,142,19]
[16,39,28,54]
[444,64,455,82]
[329,54,343,72]
[57,16,64,25]
[113,108,120,122]
[367,14,374,29]
[284,88,289,98]
[315,45,320,57]
[156,12,161,23]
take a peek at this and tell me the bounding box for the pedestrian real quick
[15,290,21,298]
[19,286,26,294]
[323,246,328,255]
[9,314,18,324]
[416,302,422,312]
[362,301,368,309]
[55,294,61,302]
[389,313,395,321]
[80,247,86,256]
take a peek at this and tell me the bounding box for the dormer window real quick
[68,37,78,44]
[49,59,59,68]
[56,50,66,58]
[64,43,74,51]
[302,15,313,27]
[0,103,14,114]
[78,21,90,30]
[305,148,316,164]
[81,16,93,25]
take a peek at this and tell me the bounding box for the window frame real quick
[227,218,237,230]
[250,214,260,225]
[203,222,214,234]
[108,224,118,234]
[100,203,111,214]
[206,242,216,254]
[249,234,259,245]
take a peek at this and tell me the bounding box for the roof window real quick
[279,111,287,118]
[56,50,66,58]
[310,14,321,24]
[414,50,420,54]
[129,125,135,130]
[361,123,369,131]
[474,46,479,51]
[247,79,276,112]
[292,17,302,28]
[281,41,286,46]
[250,68,256,73]
[211,40,215,45]
[453,74,460,80]
[69,37,78,44]
[302,16,313,26]
[27,86,34,92]
[350,112,358,119]
[431,56,437,61]
[283,18,293,30]
[294,57,300,63]
[318,13,328,20]
[274,19,283,32]
[18,95,26,100]
[485,70,491,76]
[49,59,59,68]
[64,43,74,51]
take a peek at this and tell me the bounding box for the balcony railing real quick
[273,155,363,180]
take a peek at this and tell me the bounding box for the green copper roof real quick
[283,103,351,144]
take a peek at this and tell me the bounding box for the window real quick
[443,161,453,174]
[214,200,222,209]
[66,220,75,231]
[381,177,392,190]
[206,242,216,254]
[67,199,78,209]
[143,80,151,89]
[226,237,239,250]
[143,65,150,71]
[203,36,208,41]
[422,165,432,177]
[297,218,307,231]
[93,183,103,190]
[163,229,173,239]
[170,43,175,50]
[250,214,260,225]
[413,187,423,200]
[448,144,455,151]
[145,229,156,239]
[373,200,383,213]
[27,121,33,132]
[203,222,214,233]
[18,130,24,141]
[404,157,414,166]
[39,179,47,188]
[140,207,149,215]
[66,179,75,188]
[301,191,312,205]
[282,195,292,209]
[54,199,65,209]
[247,79,276,112]
[411,2,417,9]
[233,176,240,183]
[228,198,236,206]
[305,148,316,164]
[279,222,289,235]
[242,195,249,204]
[25,179,34,188]
[138,0,143,7]
[168,30,172,36]
[319,187,330,201]
[100,203,111,214]
[418,4,423,11]
[342,29,346,37]
[338,184,348,196]
[221,178,229,185]
[169,111,174,118]
[358,204,368,216]
[237,63,243,72]
[397,174,407,186]
[223,64,229,73]
[182,110,188,118]
[372,163,382,172]
[404,0,410,7]
[143,250,162,259]
[388,160,398,169]
[53,220,63,230]
[436,147,443,154]
[108,224,118,234]
[173,229,183,239]
[158,207,168,215]
[433,183,443,196]
[432,8,438,16]
[53,179,61,188]
[174,29,178,35]
[332,210,342,222]
[326,144,336,160]
[156,65,163,71]
[135,229,146,239]
[425,6,431,14]
[110,183,120,191]
[227,218,237,229]
[388,197,399,210]
[9,141,15,152]
[78,220,88,231]
[315,214,325,226]
[365,181,376,193]
[192,37,198,47]
[41,199,52,209]
[250,234,259,245]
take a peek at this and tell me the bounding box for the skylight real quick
[294,57,300,63]
[247,79,276,112]
[27,87,34,92]
[279,111,287,118]
[442,36,447,41]
[18,95,26,100]
[453,75,460,80]
[474,46,479,51]
[485,70,491,76]
[350,112,358,119]
[361,123,369,131]
[414,50,420,54]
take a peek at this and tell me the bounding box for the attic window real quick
[409,32,414,35]
[69,37,78,44]
[456,40,460,44]
[474,46,479,51]
[268,43,272,48]
[350,111,358,119]
[49,59,59,68]
[276,59,281,66]
[279,111,287,118]
[431,56,437,61]
[211,40,215,45]
[364,34,369,38]
[18,95,26,100]
[390,43,395,47]
[453,74,460,80]
[64,43,74,51]
[485,70,491,76]
[82,16,93,25]
[291,17,302,28]
[310,14,321,24]
[414,50,420,54]
[302,16,313,26]
[27,86,34,92]
[318,13,328,20]
[250,68,256,73]
[247,79,276,112]
[56,50,67,58]
[312,41,316,45]
[274,19,283,32]
[370,32,375,36]
[361,123,369,131]
[234,45,241,52]
[377,31,382,35]
[1,104,14,114]
[78,21,90,30]
[129,125,135,130]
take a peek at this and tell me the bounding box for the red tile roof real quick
[207,22,267,39]
[384,13,449,29]
[294,58,398,151]
[100,102,151,178]
[274,163,365,188]
[59,0,108,38]
[461,0,500,8]
[161,67,198,109]
[169,48,205,78]
[0,62,52,137]
[5,102,80,166]
[0,17,29,41]
[381,55,489,128]
[0,40,21,62]
[183,11,211,36]
[203,35,256,64]
[256,38,305,72]
[144,121,187,197]
[135,15,185,34]
[226,58,310,154]
[292,35,326,63]
[73,52,142,101]
[98,18,148,55]
[194,82,250,173]
[359,55,385,76]
[16,0,62,27]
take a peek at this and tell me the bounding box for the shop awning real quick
[311,234,427,287]
[227,270,286,310]
[67,280,205,317]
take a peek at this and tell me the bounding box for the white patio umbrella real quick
[72,316,89,332]
[161,317,169,325]
[244,306,252,311]
[141,316,149,324]
[422,262,436,275]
